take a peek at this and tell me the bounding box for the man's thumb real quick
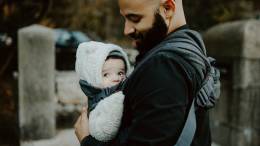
[82,106,87,114]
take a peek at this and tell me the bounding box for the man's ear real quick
[161,0,175,19]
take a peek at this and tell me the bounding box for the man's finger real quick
[82,106,87,113]
[74,115,82,128]
[74,108,90,142]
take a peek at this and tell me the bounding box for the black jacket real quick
[81,26,211,146]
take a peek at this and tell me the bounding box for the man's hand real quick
[74,106,90,142]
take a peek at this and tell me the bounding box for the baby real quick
[75,41,131,142]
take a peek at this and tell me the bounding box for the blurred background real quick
[0,0,260,146]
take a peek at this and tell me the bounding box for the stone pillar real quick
[204,20,260,146]
[18,25,56,140]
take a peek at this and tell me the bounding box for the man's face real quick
[119,0,168,52]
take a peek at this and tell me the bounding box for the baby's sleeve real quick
[88,91,125,142]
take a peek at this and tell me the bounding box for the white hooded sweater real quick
[75,41,131,142]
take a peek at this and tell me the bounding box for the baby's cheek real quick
[101,79,109,88]
[121,76,126,81]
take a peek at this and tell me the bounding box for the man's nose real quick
[124,21,135,36]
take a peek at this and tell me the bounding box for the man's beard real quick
[129,12,168,62]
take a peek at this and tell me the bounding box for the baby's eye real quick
[103,73,108,77]
[118,71,125,76]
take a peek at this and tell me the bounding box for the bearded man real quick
[75,0,214,146]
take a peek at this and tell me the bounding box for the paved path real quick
[21,128,221,146]
[21,129,79,146]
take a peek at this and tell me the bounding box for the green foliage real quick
[1,0,258,40]
[0,0,50,33]
[42,0,124,41]
[183,0,255,30]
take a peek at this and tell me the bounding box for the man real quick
[75,0,214,145]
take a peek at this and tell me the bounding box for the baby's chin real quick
[101,82,120,88]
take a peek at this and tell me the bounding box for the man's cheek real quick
[137,22,153,33]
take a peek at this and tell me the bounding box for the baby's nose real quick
[112,75,121,82]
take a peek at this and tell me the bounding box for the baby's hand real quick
[88,91,125,141]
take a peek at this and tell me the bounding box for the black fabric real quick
[143,29,220,109]
[81,26,212,146]
[117,53,194,146]
[172,24,189,33]
[107,50,125,59]
[81,135,106,146]
[79,80,125,111]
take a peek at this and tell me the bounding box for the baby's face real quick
[101,58,126,88]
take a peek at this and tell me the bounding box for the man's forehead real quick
[119,0,159,15]
[119,0,158,5]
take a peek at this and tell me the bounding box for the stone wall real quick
[18,25,56,140]
[204,20,260,146]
